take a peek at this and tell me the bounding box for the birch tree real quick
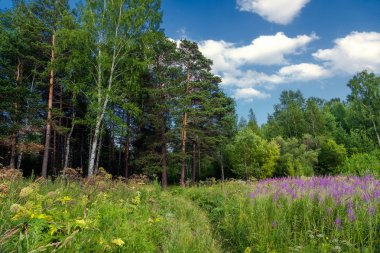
[83,0,161,176]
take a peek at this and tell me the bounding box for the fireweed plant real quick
[182,176,380,253]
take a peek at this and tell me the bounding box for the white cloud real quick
[278,63,331,81]
[237,0,310,25]
[222,70,283,88]
[198,33,320,90]
[223,63,329,90]
[199,32,318,73]
[313,32,380,74]
[233,88,271,102]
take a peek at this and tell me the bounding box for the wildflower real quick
[326,207,332,215]
[111,238,125,246]
[75,219,86,226]
[60,196,72,204]
[30,213,52,220]
[148,217,161,224]
[368,206,375,216]
[249,192,255,199]
[10,204,22,213]
[19,186,34,198]
[347,208,356,222]
[271,221,277,229]
[334,217,342,228]
[132,191,141,205]
[244,247,251,253]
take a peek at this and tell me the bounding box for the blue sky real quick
[162,0,380,124]
[2,0,380,124]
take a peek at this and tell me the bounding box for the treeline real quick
[230,71,380,180]
[1,1,379,186]
[0,0,236,187]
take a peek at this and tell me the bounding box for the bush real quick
[316,139,347,175]
[338,151,380,178]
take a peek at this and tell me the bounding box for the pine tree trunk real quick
[220,151,224,181]
[180,64,190,186]
[41,28,56,178]
[191,142,196,185]
[9,59,22,169]
[161,143,168,189]
[124,115,130,179]
[9,134,17,169]
[52,129,57,175]
[59,85,63,169]
[17,152,23,170]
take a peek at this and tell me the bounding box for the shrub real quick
[339,151,380,178]
[316,139,347,175]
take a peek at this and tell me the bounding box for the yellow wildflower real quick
[148,217,161,224]
[244,247,252,253]
[30,213,51,220]
[111,238,125,246]
[75,219,87,228]
[60,196,72,204]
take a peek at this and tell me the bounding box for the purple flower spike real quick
[347,208,356,222]
[368,206,375,216]
[334,217,342,228]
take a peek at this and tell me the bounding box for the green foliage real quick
[317,139,347,175]
[227,128,279,179]
[339,151,380,178]
[274,136,318,177]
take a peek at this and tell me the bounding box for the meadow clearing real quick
[0,169,379,253]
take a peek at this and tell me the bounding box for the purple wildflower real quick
[272,221,278,229]
[347,208,356,222]
[334,217,342,228]
[368,206,375,216]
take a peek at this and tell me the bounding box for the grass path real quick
[159,191,225,253]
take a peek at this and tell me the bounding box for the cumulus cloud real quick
[233,88,271,102]
[313,32,380,74]
[199,32,318,73]
[278,63,331,81]
[198,33,322,92]
[222,63,329,92]
[236,0,310,25]
[222,70,283,88]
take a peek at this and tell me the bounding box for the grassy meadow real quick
[0,170,379,252]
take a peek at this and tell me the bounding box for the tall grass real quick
[1,174,379,252]
[181,177,380,253]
